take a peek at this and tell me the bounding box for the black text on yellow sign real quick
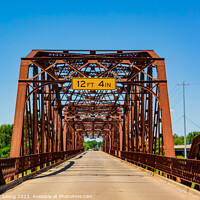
[72,78,116,90]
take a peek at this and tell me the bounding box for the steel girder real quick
[10,50,175,157]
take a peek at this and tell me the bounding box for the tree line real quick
[173,131,200,145]
[83,140,103,151]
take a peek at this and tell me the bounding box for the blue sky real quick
[0,0,200,137]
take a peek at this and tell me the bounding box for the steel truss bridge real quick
[0,50,200,192]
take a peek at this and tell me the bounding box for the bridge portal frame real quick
[10,50,175,157]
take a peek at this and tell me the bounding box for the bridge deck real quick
[1,151,197,200]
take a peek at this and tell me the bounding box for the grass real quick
[176,155,185,159]
[191,183,196,189]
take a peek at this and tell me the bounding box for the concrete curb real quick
[105,152,200,200]
[0,152,83,194]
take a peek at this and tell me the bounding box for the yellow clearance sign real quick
[72,78,116,90]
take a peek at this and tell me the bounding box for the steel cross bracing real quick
[10,50,175,157]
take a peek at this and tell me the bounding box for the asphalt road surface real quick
[1,151,198,200]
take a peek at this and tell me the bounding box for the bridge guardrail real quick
[105,150,200,187]
[0,149,84,185]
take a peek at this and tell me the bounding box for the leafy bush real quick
[0,124,13,158]
[83,140,103,150]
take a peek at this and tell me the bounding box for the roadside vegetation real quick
[83,140,103,151]
[173,132,200,145]
[0,124,13,158]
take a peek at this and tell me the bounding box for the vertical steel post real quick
[156,60,175,157]
[10,61,30,157]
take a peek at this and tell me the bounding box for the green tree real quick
[0,124,13,158]
[173,133,184,145]
[83,139,103,150]
[83,140,90,151]
[187,131,200,143]
[87,140,98,149]
[98,141,103,148]
[173,132,200,145]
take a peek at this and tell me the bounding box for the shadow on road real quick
[75,155,83,159]
[75,152,87,160]
[33,161,75,179]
